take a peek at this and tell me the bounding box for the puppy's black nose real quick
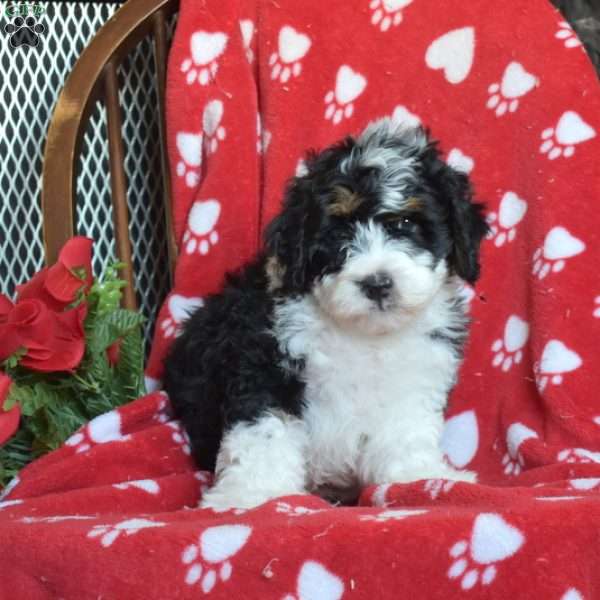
[359,272,393,302]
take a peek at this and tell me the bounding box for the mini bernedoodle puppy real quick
[164,118,488,510]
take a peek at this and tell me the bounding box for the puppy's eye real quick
[396,217,419,234]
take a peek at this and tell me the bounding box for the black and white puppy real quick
[163,118,488,510]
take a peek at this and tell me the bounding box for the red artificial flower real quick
[0,299,87,372]
[107,339,122,366]
[17,236,93,311]
[0,372,19,446]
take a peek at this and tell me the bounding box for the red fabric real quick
[3,1,600,598]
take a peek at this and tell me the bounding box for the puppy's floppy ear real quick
[438,163,489,283]
[264,174,322,292]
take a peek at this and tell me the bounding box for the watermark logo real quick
[3,3,45,49]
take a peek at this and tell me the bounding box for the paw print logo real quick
[257,115,272,154]
[532,226,585,280]
[486,192,527,247]
[88,518,165,548]
[160,294,204,339]
[239,19,255,63]
[182,524,252,592]
[448,513,525,590]
[203,100,226,154]
[4,16,45,48]
[558,448,600,465]
[176,131,203,188]
[168,421,192,455]
[369,0,413,32]
[424,479,456,499]
[556,21,582,48]
[324,65,367,124]
[593,296,600,318]
[275,502,324,517]
[65,410,130,453]
[491,315,529,372]
[182,199,221,256]
[282,561,344,600]
[360,508,427,522]
[486,62,538,117]
[446,148,474,174]
[502,423,538,476]
[269,26,311,83]
[540,111,596,160]
[181,31,228,85]
[535,339,582,392]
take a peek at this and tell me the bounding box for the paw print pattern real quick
[176,131,203,188]
[257,115,272,154]
[486,192,527,247]
[540,111,596,160]
[593,296,600,318]
[239,19,255,63]
[88,518,165,548]
[446,148,474,174]
[561,589,584,600]
[371,483,391,506]
[160,294,204,339]
[569,477,600,491]
[324,65,367,124]
[275,502,324,517]
[442,410,479,469]
[182,524,252,592]
[533,226,585,280]
[282,561,344,600]
[368,0,413,32]
[558,448,600,465]
[390,105,421,128]
[556,21,582,48]
[360,509,427,522]
[424,479,456,499]
[181,31,228,85]
[113,479,160,495]
[203,100,226,154]
[491,315,529,372]
[502,423,538,476]
[65,410,130,454]
[486,62,538,117]
[182,199,221,256]
[535,339,582,392]
[425,27,475,85]
[448,513,525,590]
[269,26,311,83]
[168,422,192,455]
[4,16,45,48]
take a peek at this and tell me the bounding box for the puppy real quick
[163,118,488,510]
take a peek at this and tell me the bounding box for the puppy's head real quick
[265,118,488,334]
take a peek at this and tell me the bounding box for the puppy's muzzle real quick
[358,272,394,304]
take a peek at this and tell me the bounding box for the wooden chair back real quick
[41,0,179,309]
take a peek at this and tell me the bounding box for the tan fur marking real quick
[404,196,423,211]
[327,186,363,216]
[266,256,286,291]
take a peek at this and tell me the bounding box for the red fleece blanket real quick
[2,0,600,598]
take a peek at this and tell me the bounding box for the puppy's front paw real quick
[200,487,265,511]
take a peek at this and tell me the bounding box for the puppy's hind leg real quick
[200,412,309,510]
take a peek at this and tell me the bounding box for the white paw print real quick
[160,294,203,339]
[282,561,344,600]
[502,423,538,476]
[486,191,527,247]
[532,226,585,280]
[360,508,427,522]
[65,410,130,454]
[535,339,582,392]
[275,502,324,517]
[295,158,308,177]
[390,104,421,129]
[371,483,391,506]
[168,421,192,455]
[540,110,596,160]
[269,26,311,83]
[152,393,171,424]
[181,31,228,85]
[486,62,538,117]
[562,589,584,600]
[556,21,582,48]
[369,0,413,32]
[182,199,221,256]
[569,477,600,491]
[447,513,525,590]
[176,131,202,188]
[593,296,600,318]
[88,518,165,548]
[558,448,600,465]
[442,410,479,469]
[424,479,455,499]
[239,19,255,63]
[491,315,529,372]
[425,27,475,85]
[182,524,252,592]
[446,148,474,174]
[324,65,367,124]
[257,114,271,154]
[203,99,226,154]
[113,479,160,495]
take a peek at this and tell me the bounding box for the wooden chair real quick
[41,0,179,310]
